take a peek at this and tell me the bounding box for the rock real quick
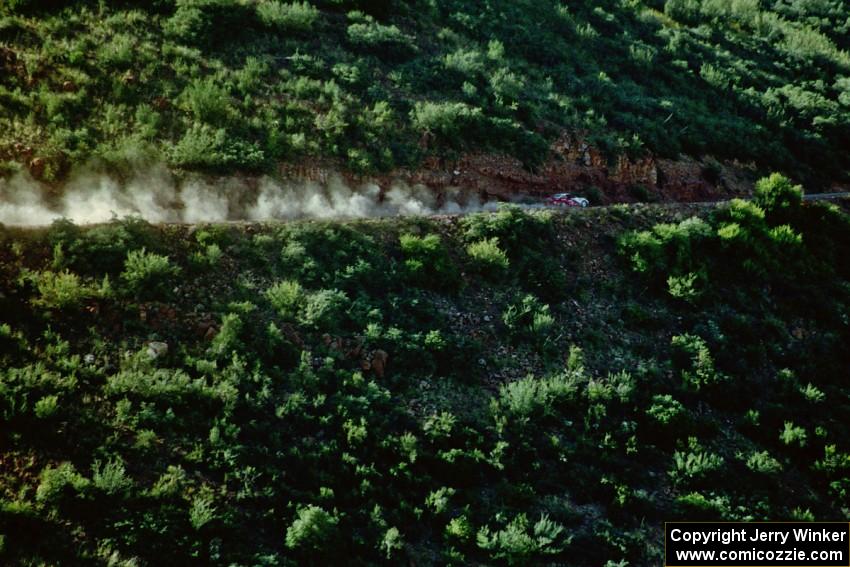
[371,349,388,379]
[28,157,45,179]
[61,80,77,92]
[84,354,96,365]
[146,341,168,360]
[203,326,218,341]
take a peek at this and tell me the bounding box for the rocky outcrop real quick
[273,134,754,205]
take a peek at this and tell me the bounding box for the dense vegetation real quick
[1,175,849,565]
[1,0,849,184]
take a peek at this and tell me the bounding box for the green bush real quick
[300,289,349,330]
[165,0,256,47]
[190,243,223,269]
[754,173,803,216]
[399,233,459,290]
[347,14,414,56]
[120,248,180,299]
[257,1,318,31]
[266,280,305,320]
[36,462,89,504]
[169,124,267,171]
[669,447,724,486]
[667,272,703,302]
[209,313,244,358]
[285,505,339,551]
[381,526,404,559]
[800,382,826,403]
[34,394,59,418]
[467,237,509,278]
[671,334,726,390]
[501,294,554,342]
[27,270,96,310]
[476,513,568,565]
[182,78,231,125]
[92,458,132,496]
[411,101,483,147]
[105,368,212,400]
[497,369,582,418]
[647,394,685,426]
[675,492,730,518]
[189,492,217,530]
[745,451,783,475]
[780,421,807,447]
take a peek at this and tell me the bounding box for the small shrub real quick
[36,462,89,503]
[348,16,414,55]
[800,382,826,403]
[498,371,581,418]
[266,280,305,320]
[647,394,684,426]
[169,124,266,171]
[300,289,349,330]
[399,233,459,290]
[120,248,180,299]
[446,515,473,541]
[411,101,483,145]
[675,492,730,518]
[467,237,509,277]
[182,78,231,125]
[285,505,339,551]
[669,448,724,485]
[189,492,217,530]
[754,173,803,215]
[190,243,223,269]
[34,395,59,418]
[768,225,803,246]
[28,270,95,310]
[780,421,807,447]
[257,1,318,32]
[476,513,568,565]
[425,487,455,514]
[501,294,553,342]
[671,334,726,390]
[165,0,255,47]
[92,458,132,496]
[209,313,244,358]
[745,450,783,474]
[381,526,404,559]
[667,272,703,302]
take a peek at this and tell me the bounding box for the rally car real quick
[545,193,589,207]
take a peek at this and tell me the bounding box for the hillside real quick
[1,0,849,191]
[1,175,850,565]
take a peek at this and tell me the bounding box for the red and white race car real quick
[545,193,589,207]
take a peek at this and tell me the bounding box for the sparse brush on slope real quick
[0,177,849,564]
[0,1,848,185]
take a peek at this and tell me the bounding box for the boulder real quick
[146,341,169,360]
[371,349,388,379]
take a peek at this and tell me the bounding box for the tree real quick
[754,173,803,216]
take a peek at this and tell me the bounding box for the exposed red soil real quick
[278,134,759,205]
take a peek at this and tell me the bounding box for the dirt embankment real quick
[279,134,759,205]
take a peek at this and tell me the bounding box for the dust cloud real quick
[0,165,496,226]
